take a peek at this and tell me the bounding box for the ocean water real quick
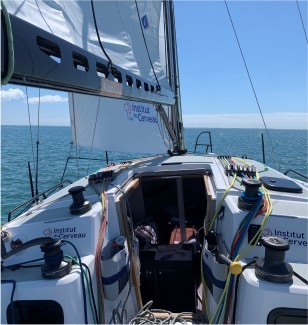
[1,126,307,224]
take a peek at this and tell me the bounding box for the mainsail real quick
[3,0,182,154]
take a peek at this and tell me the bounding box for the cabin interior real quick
[119,171,214,312]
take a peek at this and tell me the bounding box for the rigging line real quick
[157,109,171,150]
[71,94,80,179]
[224,0,281,171]
[87,97,101,175]
[35,0,53,34]
[35,88,41,196]
[26,87,36,173]
[296,0,308,44]
[134,0,161,91]
[90,0,114,70]
[36,88,41,141]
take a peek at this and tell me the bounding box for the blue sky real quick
[1,0,307,129]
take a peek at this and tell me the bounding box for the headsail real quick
[70,94,171,153]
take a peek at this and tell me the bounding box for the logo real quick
[124,101,158,124]
[44,228,52,237]
[142,15,149,29]
[124,102,133,120]
[43,226,86,240]
[262,228,272,237]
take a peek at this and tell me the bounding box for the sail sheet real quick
[69,93,170,154]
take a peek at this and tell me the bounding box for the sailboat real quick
[1,0,307,324]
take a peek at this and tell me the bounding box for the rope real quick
[71,93,80,179]
[224,0,281,171]
[35,0,53,34]
[35,89,41,196]
[90,0,114,70]
[87,97,101,175]
[134,0,161,91]
[207,173,237,231]
[95,181,109,324]
[1,0,14,84]
[26,87,36,175]
[296,0,308,44]
[129,300,203,324]
[157,109,171,150]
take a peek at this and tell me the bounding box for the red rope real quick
[95,191,108,324]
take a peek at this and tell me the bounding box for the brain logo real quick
[262,228,272,237]
[124,102,133,120]
[44,228,52,237]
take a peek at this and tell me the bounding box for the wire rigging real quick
[35,0,53,34]
[134,0,161,91]
[296,0,308,44]
[35,88,41,196]
[71,94,80,179]
[87,97,101,175]
[90,0,114,71]
[26,87,36,176]
[224,0,281,171]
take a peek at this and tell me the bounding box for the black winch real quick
[255,236,293,283]
[68,186,92,215]
[1,237,72,279]
[238,178,262,210]
[40,239,72,279]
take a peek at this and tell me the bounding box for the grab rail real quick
[194,131,213,154]
[284,169,308,181]
[8,180,72,222]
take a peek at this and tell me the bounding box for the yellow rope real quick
[206,159,273,323]
[208,173,237,231]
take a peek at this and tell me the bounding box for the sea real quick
[1,125,307,224]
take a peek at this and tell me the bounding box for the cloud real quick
[0,89,68,105]
[28,95,68,104]
[183,112,308,129]
[0,88,25,101]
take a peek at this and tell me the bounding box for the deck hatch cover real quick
[260,177,303,193]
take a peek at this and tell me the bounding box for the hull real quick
[1,154,308,323]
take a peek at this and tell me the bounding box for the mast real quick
[164,0,185,152]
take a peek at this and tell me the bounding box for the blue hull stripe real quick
[202,257,226,289]
[102,263,129,285]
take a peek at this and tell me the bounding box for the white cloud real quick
[183,112,308,129]
[28,95,68,104]
[0,88,25,101]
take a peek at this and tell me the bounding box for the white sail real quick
[5,0,176,153]
[4,0,169,88]
[69,93,171,153]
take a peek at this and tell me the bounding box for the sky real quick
[1,0,307,129]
